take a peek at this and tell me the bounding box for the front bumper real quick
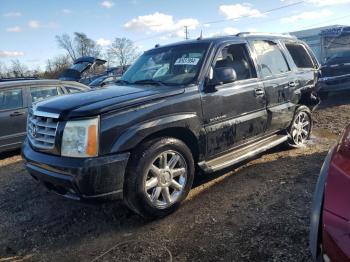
[22,139,130,201]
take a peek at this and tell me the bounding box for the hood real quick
[35,84,184,120]
[59,56,107,81]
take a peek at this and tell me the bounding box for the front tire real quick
[124,137,195,219]
[287,106,312,147]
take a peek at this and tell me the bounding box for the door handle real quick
[254,88,265,97]
[288,81,298,87]
[10,111,25,117]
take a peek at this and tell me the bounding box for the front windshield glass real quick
[121,43,210,86]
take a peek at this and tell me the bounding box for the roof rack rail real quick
[0,77,40,82]
[235,32,295,38]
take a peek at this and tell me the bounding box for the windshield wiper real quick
[132,79,167,86]
[114,79,131,85]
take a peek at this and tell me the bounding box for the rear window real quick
[0,89,23,110]
[285,43,314,69]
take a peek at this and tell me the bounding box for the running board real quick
[198,134,288,173]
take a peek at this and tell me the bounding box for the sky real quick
[1,0,350,70]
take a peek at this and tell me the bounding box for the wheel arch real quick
[111,113,204,163]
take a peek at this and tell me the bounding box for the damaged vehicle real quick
[59,56,107,84]
[23,33,319,218]
[318,51,350,99]
[310,124,350,261]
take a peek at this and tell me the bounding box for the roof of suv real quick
[0,79,89,89]
[149,33,297,50]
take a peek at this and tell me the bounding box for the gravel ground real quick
[0,92,349,262]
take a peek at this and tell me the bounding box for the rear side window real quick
[30,86,59,103]
[0,89,23,110]
[65,86,82,93]
[285,43,314,69]
[252,40,290,78]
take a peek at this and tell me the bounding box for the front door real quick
[0,87,27,151]
[201,42,267,157]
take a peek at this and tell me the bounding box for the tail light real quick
[338,125,350,157]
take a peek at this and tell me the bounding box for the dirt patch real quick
[0,94,349,262]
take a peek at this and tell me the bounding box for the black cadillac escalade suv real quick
[23,33,320,218]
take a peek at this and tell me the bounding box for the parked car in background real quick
[23,33,320,218]
[59,56,107,84]
[0,79,89,153]
[318,51,350,99]
[89,75,121,88]
[310,124,350,261]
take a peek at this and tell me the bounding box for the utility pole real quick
[184,26,189,40]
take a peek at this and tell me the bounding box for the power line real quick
[134,0,306,43]
[200,0,305,26]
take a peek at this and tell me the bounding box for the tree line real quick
[0,32,140,79]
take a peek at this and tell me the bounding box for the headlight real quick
[61,117,99,158]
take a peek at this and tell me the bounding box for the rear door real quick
[201,41,267,157]
[0,87,27,151]
[248,39,296,133]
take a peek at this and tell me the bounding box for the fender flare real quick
[111,113,202,153]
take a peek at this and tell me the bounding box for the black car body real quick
[89,75,121,88]
[0,79,89,153]
[318,52,350,97]
[23,34,320,218]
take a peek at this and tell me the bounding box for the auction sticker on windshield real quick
[174,57,200,65]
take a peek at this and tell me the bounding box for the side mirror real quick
[208,67,237,87]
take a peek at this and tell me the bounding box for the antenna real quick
[184,26,189,40]
[197,30,203,40]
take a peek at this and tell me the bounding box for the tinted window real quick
[30,86,59,103]
[285,43,314,68]
[252,41,290,78]
[214,44,257,81]
[0,89,23,110]
[65,86,82,93]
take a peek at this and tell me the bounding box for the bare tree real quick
[56,32,101,62]
[43,55,70,79]
[10,59,28,77]
[109,38,140,68]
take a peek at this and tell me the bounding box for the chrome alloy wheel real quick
[291,111,311,145]
[144,150,188,209]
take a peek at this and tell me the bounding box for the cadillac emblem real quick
[31,125,38,138]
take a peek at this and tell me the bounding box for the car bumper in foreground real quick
[22,139,130,201]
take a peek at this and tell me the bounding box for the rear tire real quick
[123,137,195,219]
[287,106,312,148]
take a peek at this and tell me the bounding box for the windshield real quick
[121,43,210,86]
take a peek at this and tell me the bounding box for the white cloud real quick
[3,12,22,17]
[62,9,72,14]
[100,1,114,8]
[0,50,25,58]
[219,3,263,20]
[28,20,40,28]
[223,27,240,35]
[124,12,199,38]
[281,9,332,23]
[6,26,22,32]
[28,20,59,29]
[96,38,112,46]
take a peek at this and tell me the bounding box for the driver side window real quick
[214,44,257,81]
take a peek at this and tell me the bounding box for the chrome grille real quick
[27,109,59,150]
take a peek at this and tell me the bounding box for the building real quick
[290,25,350,64]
